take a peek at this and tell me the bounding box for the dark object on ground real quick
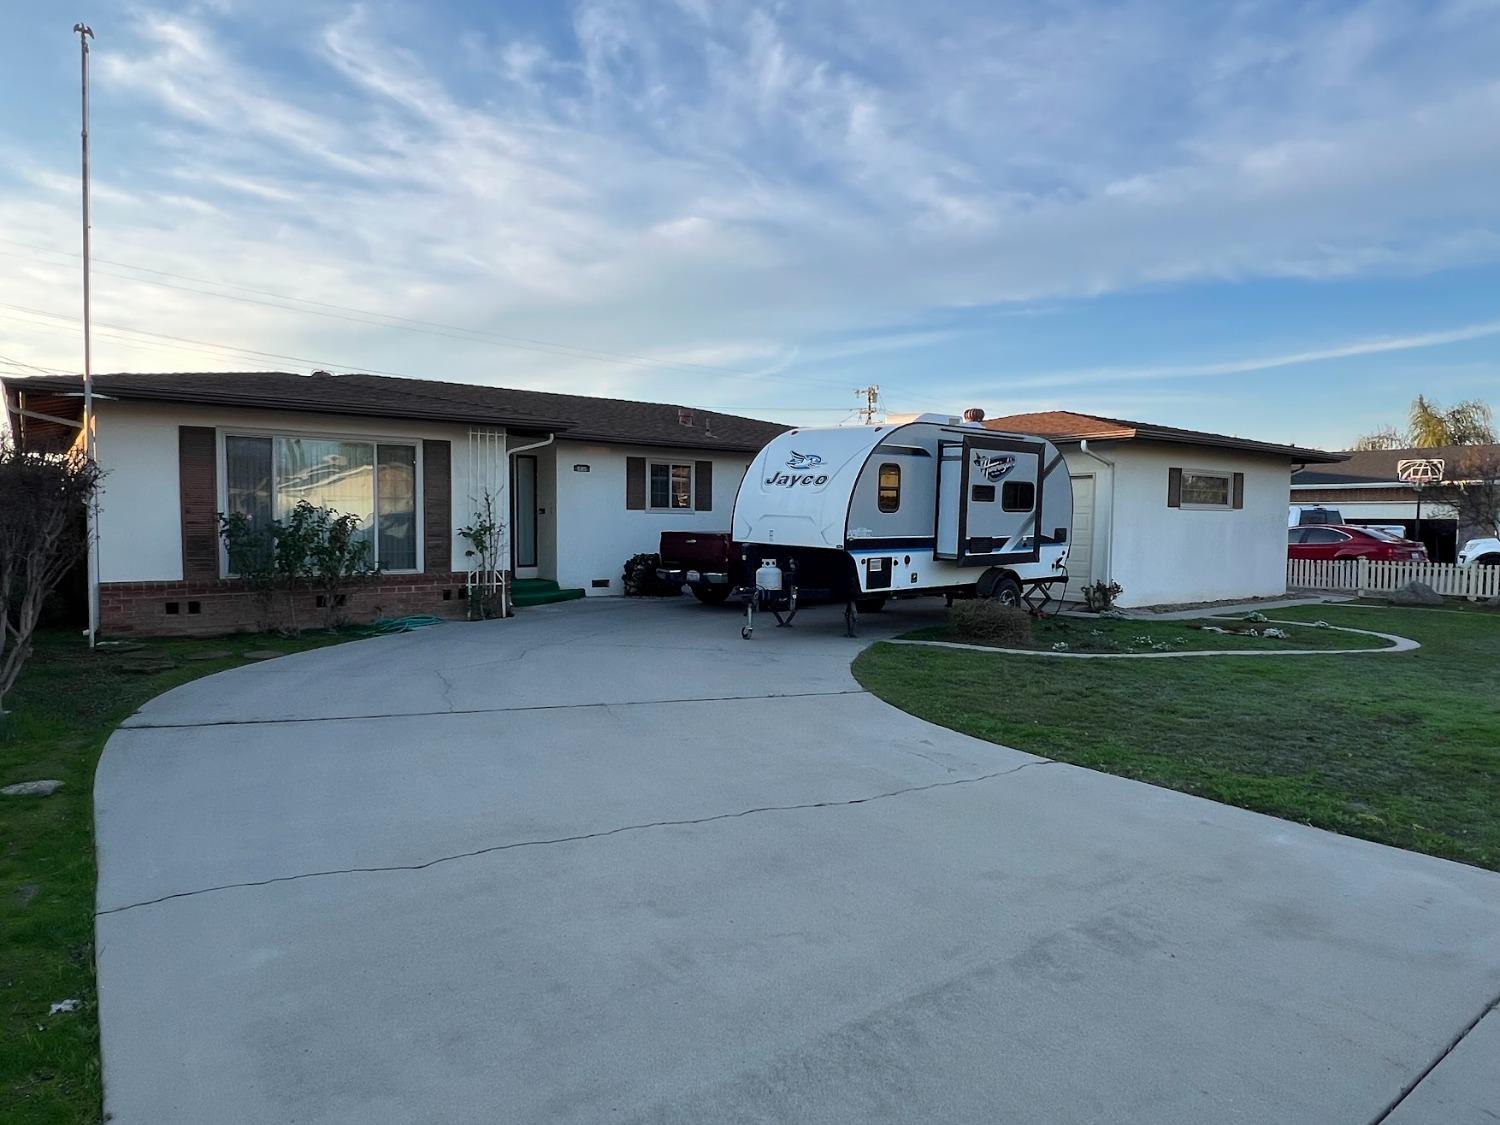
[1483,595,1500,611]
[1389,581,1444,606]
[947,600,1034,646]
[623,553,681,597]
[241,649,284,660]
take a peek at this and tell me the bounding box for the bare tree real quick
[1428,449,1500,541]
[0,439,103,713]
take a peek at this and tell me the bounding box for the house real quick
[981,411,1342,608]
[2,370,786,635]
[1290,444,1500,562]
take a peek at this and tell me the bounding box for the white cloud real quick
[1,0,1499,422]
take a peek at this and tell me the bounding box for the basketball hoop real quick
[1396,458,1445,485]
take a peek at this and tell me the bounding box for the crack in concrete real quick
[95,759,1056,918]
[120,688,871,731]
[1368,991,1500,1125]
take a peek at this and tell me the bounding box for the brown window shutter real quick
[626,456,646,510]
[179,426,219,579]
[1232,472,1245,510]
[1167,467,1183,508]
[423,440,451,574]
[694,460,713,510]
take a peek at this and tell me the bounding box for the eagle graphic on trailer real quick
[730,412,1073,637]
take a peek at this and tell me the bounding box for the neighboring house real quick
[982,411,1342,607]
[1291,444,1500,562]
[2,371,785,634]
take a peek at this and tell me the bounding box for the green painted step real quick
[510,578,587,607]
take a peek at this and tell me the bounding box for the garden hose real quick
[362,615,444,635]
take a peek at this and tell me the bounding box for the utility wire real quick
[0,307,850,416]
[0,239,854,391]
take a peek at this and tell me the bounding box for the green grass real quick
[905,612,1390,653]
[0,628,356,1125]
[854,603,1500,871]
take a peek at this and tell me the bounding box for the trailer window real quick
[1001,480,1035,512]
[971,484,996,503]
[877,464,901,513]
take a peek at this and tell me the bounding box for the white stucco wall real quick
[92,400,481,582]
[1082,443,1292,607]
[549,439,752,595]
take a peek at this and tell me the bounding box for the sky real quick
[1,0,1498,449]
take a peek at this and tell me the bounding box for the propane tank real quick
[755,560,783,592]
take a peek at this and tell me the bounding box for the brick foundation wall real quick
[100,573,472,636]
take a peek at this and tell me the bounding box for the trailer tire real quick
[988,576,1023,607]
[854,596,887,613]
[691,585,731,605]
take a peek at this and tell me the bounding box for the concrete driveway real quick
[95,598,1500,1124]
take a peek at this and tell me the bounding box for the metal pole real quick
[75,22,98,648]
[1414,486,1423,555]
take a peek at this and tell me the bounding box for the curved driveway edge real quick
[94,597,1500,1125]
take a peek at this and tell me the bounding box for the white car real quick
[1457,536,1500,567]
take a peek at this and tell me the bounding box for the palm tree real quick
[1353,396,1495,450]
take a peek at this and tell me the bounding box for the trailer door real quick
[957,436,1044,567]
[934,442,964,558]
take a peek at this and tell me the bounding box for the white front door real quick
[1066,475,1095,602]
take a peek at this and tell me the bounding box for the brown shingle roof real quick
[2,371,787,454]
[984,410,1342,463]
[1292,443,1500,485]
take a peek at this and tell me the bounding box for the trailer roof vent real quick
[678,408,695,426]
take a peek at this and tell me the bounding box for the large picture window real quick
[648,461,693,510]
[224,433,420,571]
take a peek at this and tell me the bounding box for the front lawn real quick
[854,603,1500,870]
[0,629,355,1125]
[903,612,1390,653]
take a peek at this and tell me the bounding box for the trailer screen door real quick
[957,436,1043,566]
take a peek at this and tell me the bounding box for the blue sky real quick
[1,0,1498,448]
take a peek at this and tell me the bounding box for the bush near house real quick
[219,501,380,632]
[947,600,1034,646]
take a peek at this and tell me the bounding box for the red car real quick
[1288,524,1428,561]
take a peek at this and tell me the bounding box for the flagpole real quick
[74,21,98,649]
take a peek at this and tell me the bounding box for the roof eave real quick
[51,381,577,433]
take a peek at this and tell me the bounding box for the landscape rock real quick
[1388,581,1444,607]
[2,779,64,797]
[184,649,234,662]
[1484,595,1500,611]
[241,649,284,660]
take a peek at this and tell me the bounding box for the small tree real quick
[1428,450,1500,541]
[0,440,103,713]
[458,490,505,619]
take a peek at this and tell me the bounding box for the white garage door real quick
[1066,475,1095,603]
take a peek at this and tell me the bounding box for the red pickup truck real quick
[657,531,734,603]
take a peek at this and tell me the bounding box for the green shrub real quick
[947,599,1034,646]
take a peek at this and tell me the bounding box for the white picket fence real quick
[1287,557,1500,600]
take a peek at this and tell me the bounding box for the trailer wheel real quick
[741,625,753,639]
[989,576,1023,606]
[854,596,887,613]
[692,585,731,605]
